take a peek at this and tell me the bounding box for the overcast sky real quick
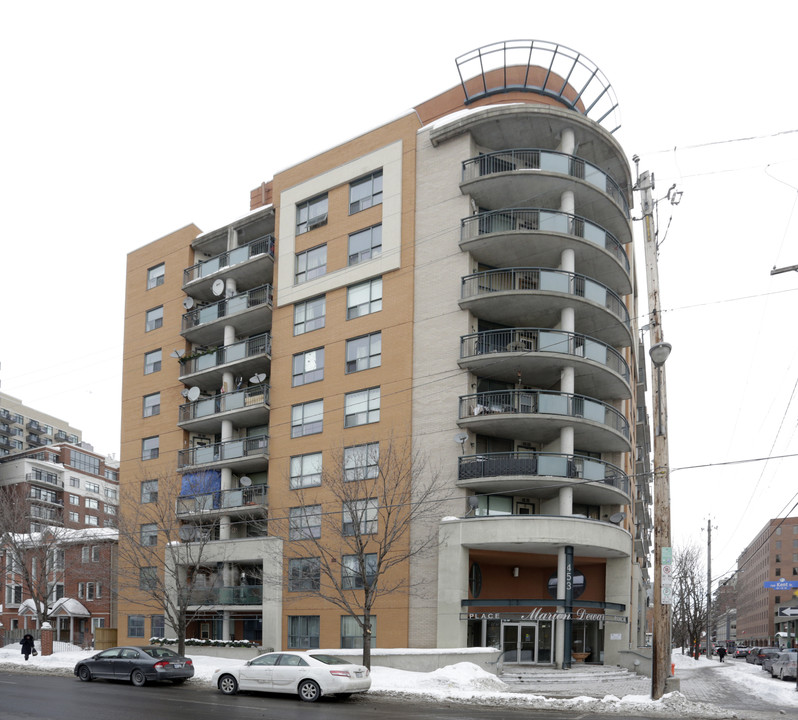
[2,1,797,588]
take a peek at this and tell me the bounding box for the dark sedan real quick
[74,646,194,686]
[732,647,749,658]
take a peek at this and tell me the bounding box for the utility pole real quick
[706,519,713,658]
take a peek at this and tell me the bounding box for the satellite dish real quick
[181,389,190,398]
[170,349,185,359]
[183,297,195,310]
[454,433,468,444]
[249,373,267,384]
[186,386,201,402]
[239,476,252,487]
[609,512,626,525]
[467,496,480,509]
[212,279,225,296]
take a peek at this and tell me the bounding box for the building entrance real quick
[501,621,552,664]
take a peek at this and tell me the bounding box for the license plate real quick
[173,663,183,669]
[355,671,362,677]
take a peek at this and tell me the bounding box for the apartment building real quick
[0,391,82,457]
[117,40,652,667]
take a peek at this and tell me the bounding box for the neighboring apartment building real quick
[736,516,798,646]
[0,391,82,457]
[117,40,652,668]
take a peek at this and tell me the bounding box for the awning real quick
[50,597,91,618]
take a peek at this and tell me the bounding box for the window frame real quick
[294,295,326,335]
[144,349,162,375]
[341,553,377,590]
[143,392,161,418]
[292,347,325,386]
[291,400,323,438]
[289,505,322,540]
[345,332,381,373]
[140,480,158,503]
[288,557,321,591]
[341,614,376,649]
[349,170,383,214]
[344,443,380,482]
[147,263,165,290]
[145,306,164,332]
[288,615,320,649]
[346,278,382,320]
[290,452,323,489]
[344,387,380,428]
[296,194,329,235]
[128,615,145,638]
[142,436,159,461]
[140,523,158,547]
[342,498,378,536]
[348,224,382,265]
[295,244,327,284]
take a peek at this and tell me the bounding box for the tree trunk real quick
[361,615,372,670]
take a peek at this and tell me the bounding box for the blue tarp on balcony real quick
[180,470,222,508]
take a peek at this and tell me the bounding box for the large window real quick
[341,615,376,649]
[85,498,99,510]
[145,306,163,332]
[294,296,325,335]
[346,332,381,373]
[288,557,320,591]
[151,615,165,638]
[147,263,165,289]
[139,567,158,591]
[289,505,321,540]
[347,278,382,319]
[141,480,158,503]
[344,443,379,482]
[143,392,160,417]
[140,523,158,546]
[342,553,377,589]
[291,400,323,438]
[128,615,145,638]
[85,515,99,526]
[292,348,324,386]
[288,616,320,649]
[71,450,100,475]
[348,225,382,265]
[142,436,159,460]
[290,453,322,489]
[349,170,383,214]
[295,245,327,284]
[296,194,328,235]
[144,349,162,375]
[344,387,380,428]
[342,498,378,536]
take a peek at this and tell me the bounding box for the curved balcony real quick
[183,235,275,300]
[461,149,630,242]
[460,268,631,348]
[179,333,271,392]
[460,328,630,400]
[442,514,631,558]
[458,389,630,453]
[457,452,629,506]
[177,435,269,474]
[181,284,273,345]
[177,385,270,434]
[176,484,268,520]
[461,208,630,295]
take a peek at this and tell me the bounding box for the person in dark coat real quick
[20,634,35,661]
[716,646,727,662]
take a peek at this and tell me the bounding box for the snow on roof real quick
[17,598,47,615]
[50,597,90,617]
[7,526,118,546]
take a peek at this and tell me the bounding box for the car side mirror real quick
[245,661,252,666]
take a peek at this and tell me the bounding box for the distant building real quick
[0,391,82,456]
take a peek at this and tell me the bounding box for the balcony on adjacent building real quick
[178,385,270,434]
[26,420,47,435]
[26,471,64,488]
[177,435,269,473]
[25,434,45,447]
[458,389,630,453]
[460,328,630,400]
[0,435,12,450]
[176,484,268,519]
[178,333,271,392]
[460,268,631,347]
[181,285,273,345]
[181,584,263,607]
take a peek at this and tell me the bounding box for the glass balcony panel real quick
[540,151,569,174]
[539,210,568,234]
[583,399,606,424]
[583,221,606,246]
[539,270,569,292]
[582,459,606,481]
[228,246,249,266]
[538,455,569,477]
[539,330,569,354]
[227,342,246,363]
[195,398,216,418]
[200,257,221,278]
[224,392,245,411]
[584,338,608,364]
[222,490,243,508]
[199,305,221,324]
[227,295,248,314]
[223,441,244,459]
[197,352,218,371]
[539,393,568,415]
[584,278,607,305]
[584,164,606,190]
[195,446,216,464]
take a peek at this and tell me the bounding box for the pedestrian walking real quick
[20,633,36,661]
[716,646,727,662]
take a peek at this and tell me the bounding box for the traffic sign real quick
[764,580,798,589]
[777,606,798,617]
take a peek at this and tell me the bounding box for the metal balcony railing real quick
[26,472,64,488]
[183,235,275,285]
[462,149,629,218]
[26,420,48,435]
[461,208,629,270]
[176,484,268,516]
[459,389,629,438]
[178,385,270,424]
[461,267,630,329]
[177,435,269,469]
[181,285,273,333]
[180,585,263,606]
[458,451,629,496]
[180,333,271,376]
[460,328,630,383]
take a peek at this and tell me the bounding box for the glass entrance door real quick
[502,623,538,663]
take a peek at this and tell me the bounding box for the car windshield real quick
[309,654,352,665]
[142,647,179,659]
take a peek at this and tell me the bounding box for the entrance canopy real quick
[50,597,91,618]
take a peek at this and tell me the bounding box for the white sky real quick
[2,1,798,588]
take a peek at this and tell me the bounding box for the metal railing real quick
[178,385,270,424]
[180,585,263,606]
[460,328,629,383]
[177,435,269,469]
[26,471,63,487]
[459,389,629,438]
[181,284,273,332]
[462,149,629,218]
[176,484,268,516]
[461,208,629,272]
[458,451,629,495]
[180,333,271,376]
[183,235,275,285]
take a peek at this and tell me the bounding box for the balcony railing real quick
[178,385,270,424]
[461,328,629,383]
[26,420,48,435]
[459,389,629,438]
[177,435,269,469]
[26,435,46,447]
[180,585,263,606]
[462,149,629,218]
[176,484,268,516]
[26,472,64,488]
[458,451,629,496]
[461,267,630,329]
[183,235,275,285]
[181,285,273,333]
[180,333,271,376]
[461,208,629,270]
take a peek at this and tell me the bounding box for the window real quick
[72,450,100,474]
[347,278,382,319]
[85,498,99,510]
[105,487,118,499]
[69,511,79,522]
[105,504,116,515]
[105,468,118,482]
[295,245,327,284]
[152,615,165,638]
[145,306,163,332]
[776,554,782,563]
[290,453,322,489]
[296,194,328,235]
[342,498,378,536]
[776,568,781,576]
[346,332,381,373]
[6,585,22,605]
[85,515,98,526]
[289,505,321,540]
[288,557,320,591]
[141,480,158,503]
[140,567,158,591]
[350,170,383,214]
[70,476,80,488]
[292,348,324,386]
[92,545,100,562]
[291,400,323,438]
[69,494,79,505]
[140,523,158,546]
[344,387,380,428]
[348,224,382,265]
[54,583,65,601]
[147,263,165,289]
[288,616,320,649]
[294,295,325,335]
[144,349,162,375]
[143,392,161,417]
[85,481,100,493]
[142,436,159,460]
[342,553,377,589]
[341,615,376,649]
[344,443,379,482]
[128,615,145,638]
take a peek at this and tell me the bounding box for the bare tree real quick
[282,437,451,669]
[671,542,707,659]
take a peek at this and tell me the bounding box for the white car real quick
[211,651,371,702]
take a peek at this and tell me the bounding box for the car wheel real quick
[298,679,321,702]
[77,665,92,682]
[218,674,238,695]
[131,669,147,687]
